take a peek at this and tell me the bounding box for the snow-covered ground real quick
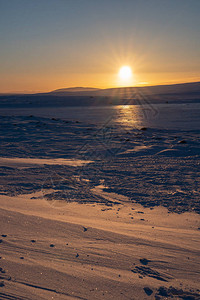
[0,101,200,299]
[0,103,199,213]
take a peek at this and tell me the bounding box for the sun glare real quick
[118,66,132,81]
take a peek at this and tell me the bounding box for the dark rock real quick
[144,287,153,296]
[140,127,147,131]
[158,286,169,297]
[50,244,55,247]
[140,258,151,265]
[156,286,200,300]
[0,268,5,274]
[83,227,88,232]
[1,235,7,238]
[76,253,79,258]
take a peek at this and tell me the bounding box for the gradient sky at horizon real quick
[0,0,200,92]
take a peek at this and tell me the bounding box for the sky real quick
[0,0,200,93]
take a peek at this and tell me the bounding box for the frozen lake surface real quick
[1,102,200,131]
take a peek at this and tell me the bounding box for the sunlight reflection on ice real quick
[115,105,145,129]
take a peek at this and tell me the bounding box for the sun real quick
[118,66,132,81]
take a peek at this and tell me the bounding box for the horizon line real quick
[1,79,200,95]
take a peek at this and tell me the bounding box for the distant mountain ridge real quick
[52,87,100,93]
[49,82,200,97]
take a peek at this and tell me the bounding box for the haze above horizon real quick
[0,0,200,93]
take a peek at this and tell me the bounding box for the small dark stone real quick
[140,258,150,265]
[158,286,169,297]
[140,127,147,131]
[31,240,36,243]
[0,269,5,274]
[140,219,145,221]
[76,253,79,258]
[144,287,153,296]
[1,235,7,238]
[50,244,55,247]
[20,257,24,260]
[83,227,88,232]
[0,240,3,243]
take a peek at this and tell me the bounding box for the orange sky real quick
[0,1,200,93]
[2,71,199,94]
